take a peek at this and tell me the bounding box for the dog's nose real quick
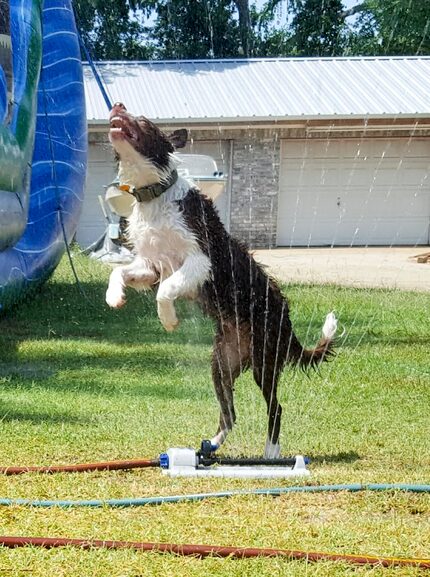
[110,102,127,116]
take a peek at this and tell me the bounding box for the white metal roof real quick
[83,57,430,124]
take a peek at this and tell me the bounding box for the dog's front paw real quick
[157,300,179,332]
[106,287,126,309]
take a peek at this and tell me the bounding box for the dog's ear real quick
[168,128,188,149]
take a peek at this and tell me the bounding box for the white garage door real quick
[277,139,430,246]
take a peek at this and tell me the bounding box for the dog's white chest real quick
[127,196,197,278]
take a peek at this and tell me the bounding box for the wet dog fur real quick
[106,103,337,458]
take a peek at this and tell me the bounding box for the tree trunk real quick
[233,0,252,56]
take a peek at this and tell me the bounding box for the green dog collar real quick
[115,169,178,203]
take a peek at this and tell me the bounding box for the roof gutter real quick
[88,115,430,132]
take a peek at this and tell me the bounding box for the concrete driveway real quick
[253,247,430,292]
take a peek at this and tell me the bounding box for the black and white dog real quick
[106,102,337,458]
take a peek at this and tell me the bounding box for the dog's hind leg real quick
[210,322,249,450]
[253,363,283,459]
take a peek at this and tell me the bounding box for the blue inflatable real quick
[0,0,87,311]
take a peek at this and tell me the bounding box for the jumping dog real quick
[105,102,337,458]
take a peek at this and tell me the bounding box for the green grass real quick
[0,252,429,576]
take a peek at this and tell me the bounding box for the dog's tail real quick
[290,311,338,370]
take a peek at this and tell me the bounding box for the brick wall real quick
[229,129,280,248]
[189,127,282,248]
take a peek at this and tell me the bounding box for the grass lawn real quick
[0,252,429,576]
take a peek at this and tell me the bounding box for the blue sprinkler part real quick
[0,484,429,509]
[159,453,169,469]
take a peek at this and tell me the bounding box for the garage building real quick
[80,56,430,249]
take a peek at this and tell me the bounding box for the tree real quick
[74,0,292,60]
[149,0,240,59]
[289,0,347,56]
[233,0,252,55]
[150,0,293,59]
[73,0,154,60]
[250,0,293,57]
[72,0,430,61]
[233,0,292,57]
[348,0,430,55]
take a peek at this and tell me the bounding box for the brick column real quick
[229,129,280,248]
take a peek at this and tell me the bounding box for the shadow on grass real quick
[0,375,212,415]
[0,278,215,402]
[307,451,361,465]
[0,363,56,380]
[2,267,428,406]
[0,280,213,345]
[293,314,430,349]
[0,408,91,425]
[0,279,215,414]
[5,274,422,353]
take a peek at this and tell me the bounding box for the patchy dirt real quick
[254,247,430,292]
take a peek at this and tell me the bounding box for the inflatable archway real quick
[0,0,87,311]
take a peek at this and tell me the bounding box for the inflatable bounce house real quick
[0,0,87,311]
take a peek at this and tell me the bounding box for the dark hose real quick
[0,535,429,568]
[0,458,160,475]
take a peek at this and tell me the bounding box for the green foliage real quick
[73,0,154,60]
[350,0,430,56]
[72,0,430,60]
[344,8,381,56]
[251,1,292,56]
[289,0,347,56]
[150,0,240,59]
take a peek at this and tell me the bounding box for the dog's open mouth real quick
[109,115,137,142]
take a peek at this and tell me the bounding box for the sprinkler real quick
[1,441,310,479]
[159,440,310,478]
